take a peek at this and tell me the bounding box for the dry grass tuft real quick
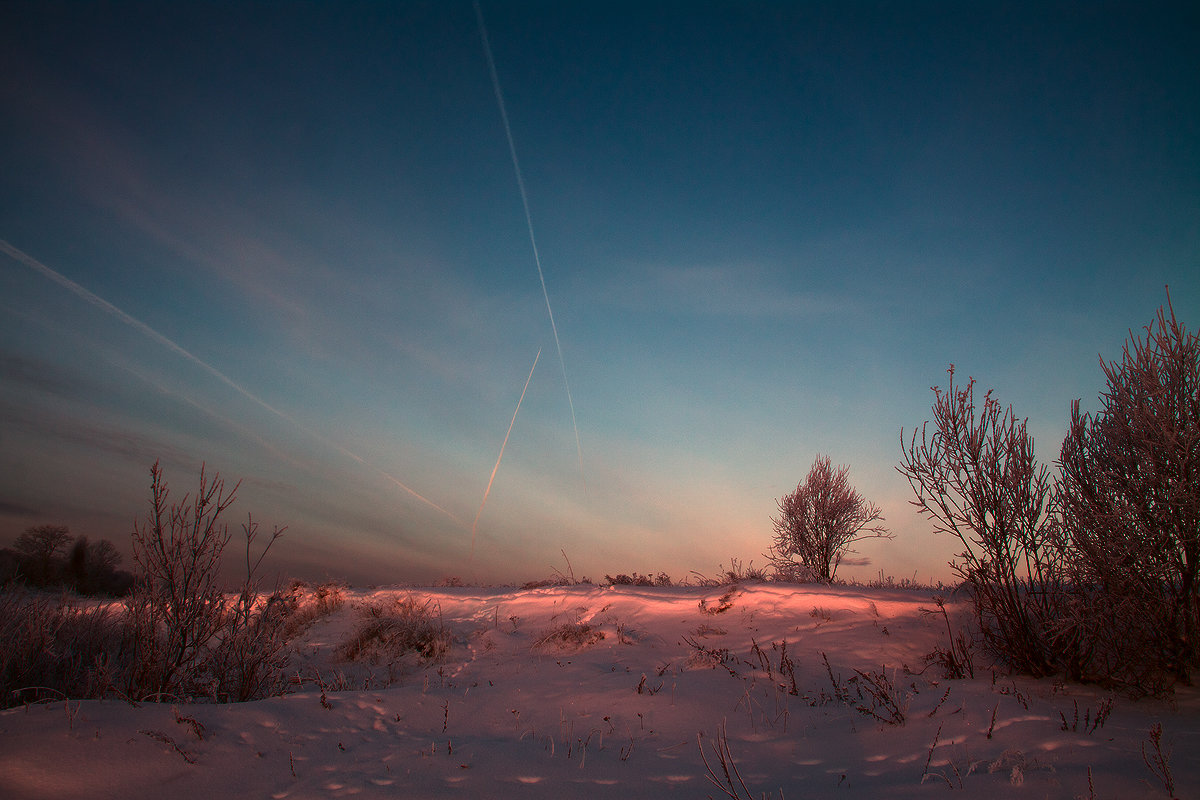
[531,622,605,652]
[338,596,451,664]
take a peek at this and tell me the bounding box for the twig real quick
[139,729,196,764]
[1141,723,1177,798]
[697,720,755,800]
[922,723,942,783]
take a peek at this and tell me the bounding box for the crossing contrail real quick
[474,1,586,492]
[471,347,540,561]
[0,238,464,526]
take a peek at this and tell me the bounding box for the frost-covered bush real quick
[1057,294,1199,692]
[899,368,1063,677]
[900,292,1199,694]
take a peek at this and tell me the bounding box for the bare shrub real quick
[206,513,291,702]
[1141,723,1177,798]
[125,461,237,698]
[1057,293,1199,691]
[817,653,912,724]
[691,558,768,586]
[1,463,291,705]
[700,587,738,615]
[339,596,451,663]
[125,461,290,701]
[921,596,976,679]
[898,367,1064,676]
[852,667,911,725]
[769,455,891,582]
[768,559,822,584]
[698,720,781,800]
[207,591,292,702]
[718,558,769,584]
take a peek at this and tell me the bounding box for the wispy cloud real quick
[1,241,465,527]
[0,500,45,519]
[600,262,862,319]
[0,351,93,402]
[0,399,190,466]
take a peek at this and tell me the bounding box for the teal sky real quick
[2,1,1197,586]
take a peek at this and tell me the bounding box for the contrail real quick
[471,347,539,561]
[473,1,586,491]
[0,239,464,526]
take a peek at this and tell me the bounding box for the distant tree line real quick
[1,524,133,596]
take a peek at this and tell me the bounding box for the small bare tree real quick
[126,461,238,699]
[898,367,1063,676]
[1057,291,1199,690]
[770,455,890,581]
[124,461,293,701]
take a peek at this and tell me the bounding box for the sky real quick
[1,1,1197,587]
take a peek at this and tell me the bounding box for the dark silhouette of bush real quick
[0,548,20,585]
[2,462,290,706]
[6,526,129,595]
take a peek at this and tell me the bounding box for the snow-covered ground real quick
[2,582,1196,799]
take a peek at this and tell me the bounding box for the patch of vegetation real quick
[0,589,124,707]
[605,572,672,587]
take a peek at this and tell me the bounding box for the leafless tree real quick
[13,524,71,584]
[1057,291,1199,690]
[898,367,1063,676]
[770,455,890,581]
[90,538,122,573]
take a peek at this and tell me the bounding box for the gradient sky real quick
[2,1,1197,587]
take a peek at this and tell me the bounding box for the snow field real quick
[1,582,1196,799]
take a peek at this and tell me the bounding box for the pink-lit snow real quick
[2,582,1196,799]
